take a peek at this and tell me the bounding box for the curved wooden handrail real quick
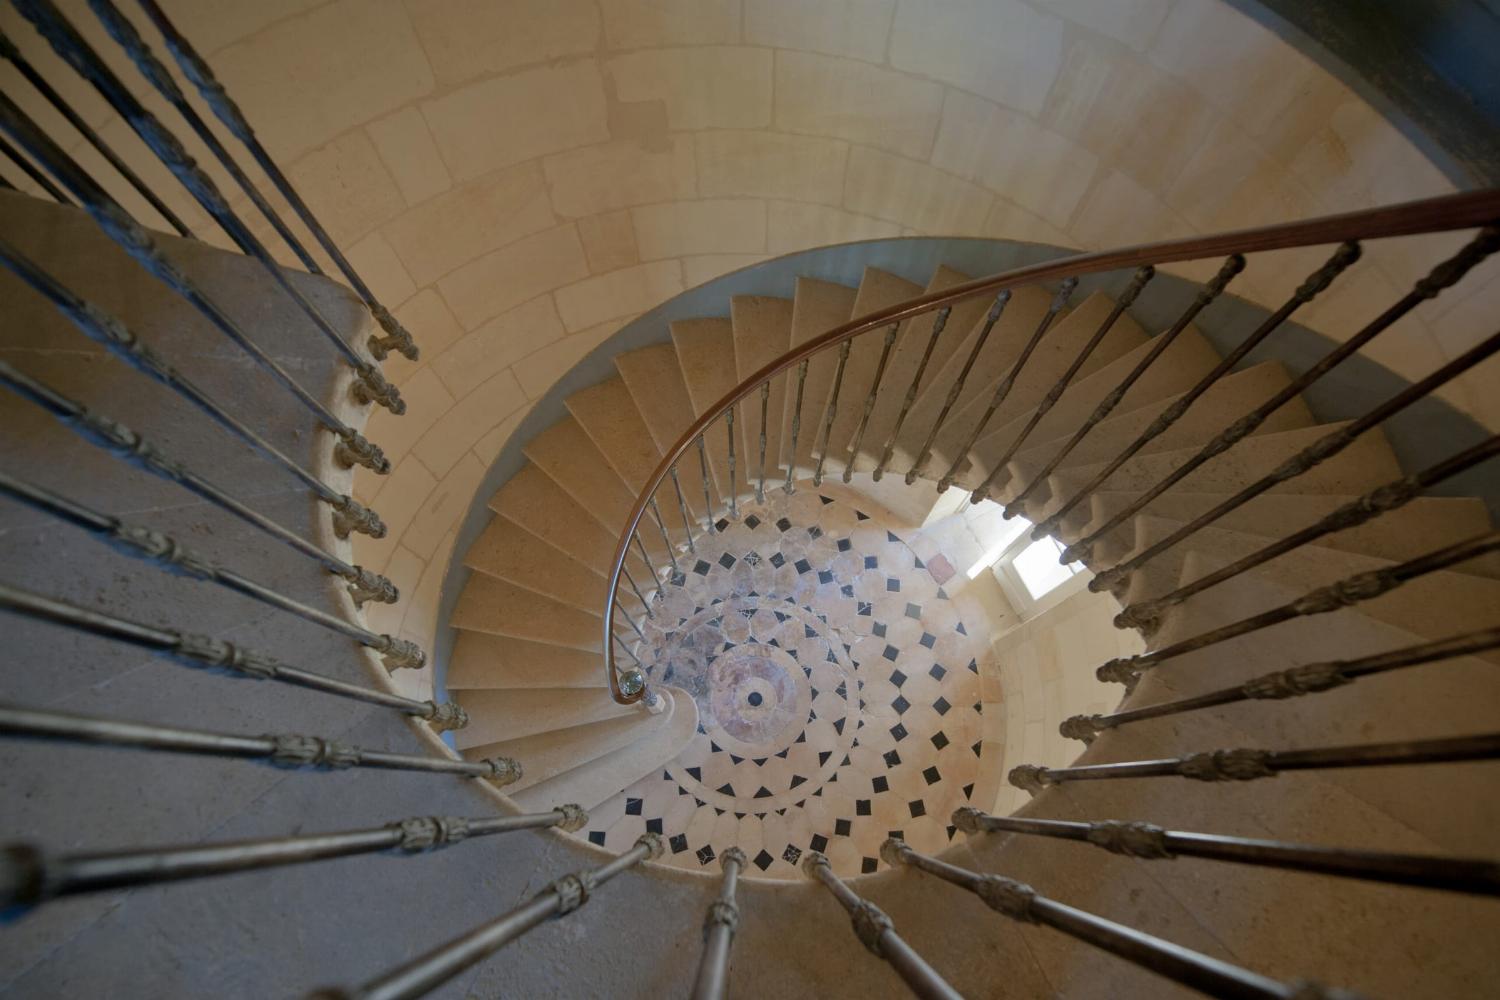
[601,188,1500,703]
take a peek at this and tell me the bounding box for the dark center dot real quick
[747,691,763,707]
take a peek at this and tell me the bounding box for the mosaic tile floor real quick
[575,488,988,880]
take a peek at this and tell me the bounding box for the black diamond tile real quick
[717,783,735,796]
[744,514,761,528]
[863,555,878,569]
[891,722,909,742]
[920,632,937,649]
[861,857,879,874]
[735,812,746,820]
[753,849,774,871]
[782,844,802,865]
[964,782,975,799]
[837,538,851,552]
[686,766,703,780]
[753,758,767,767]
[670,833,689,854]
[730,754,744,765]
[818,750,832,766]
[588,831,606,846]
[820,495,835,505]
[956,621,967,635]
[810,833,829,853]
[697,845,717,865]
[947,825,957,840]
[818,569,834,584]
[805,624,819,639]
[886,578,901,592]
[914,557,924,569]
[909,799,926,818]
[929,663,946,680]
[973,741,983,756]
[840,584,854,598]
[890,669,907,687]
[835,818,852,836]
[892,695,910,714]
[887,829,904,841]
[872,775,889,793]
[693,559,712,576]
[833,717,845,735]
[855,510,869,520]
[777,748,789,758]
[776,517,793,532]
[835,681,848,698]
[923,766,941,785]
[883,749,902,768]
[857,601,872,616]
[790,774,807,788]
[794,558,812,574]
[968,658,979,674]
[883,644,899,661]
[887,530,900,543]
[808,526,823,539]
[646,818,664,834]
[719,552,737,569]
[904,602,922,619]
[873,621,887,638]
[754,786,772,799]
[625,798,643,815]
[716,518,730,532]
[934,696,952,715]
[937,587,949,600]
[856,799,871,816]
[931,731,949,750]
[770,552,786,568]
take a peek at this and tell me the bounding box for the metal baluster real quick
[784,358,809,494]
[975,266,1154,503]
[1016,255,1245,525]
[647,495,680,578]
[1116,432,1500,633]
[0,26,192,235]
[907,291,1010,485]
[1009,732,1500,795]
[0,582,440,717]
[844,322,900,483]
[308,835,662,1000]
[812,339,852,488]
[1085,313,1500,588]
[0,703,522,783]
[86,0,319,271]
[0,363,389,586]
[801,852,963,1000]
[952,807,1500,897]
[1056,229,1498,566]
[938,278,1078,494]
[0,128,70,203]
[40,0,403,413]
[0,91,405,442]
[757,379,770,503]
[0,242,390,498]
[882,839,1349,1000]
[0,479,425,671]
[631,530,657,584]
[1062,626,1500,745]
[2,806,588,916]
[725,407,738,519]
[697,434,717,532]
[613,600,647,642]
[1095,529,1500,689]
[690,847,746,1000]
[612,635,647,704]
[620,563,653,619]
[132,0,419,361]
[668,464,697,554]
[874,306,950,482]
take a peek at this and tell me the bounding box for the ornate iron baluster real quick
[1060,229,1498,569]
[86,0,318,272]
[0,360,387,550]
[873,306,949,482]
[0,476,424,669]
[2,807,587,916]
[0,703,522,782]
[0,91,404,442]
[937,277,1078,493]
[647,495,680,578]
[753,380,769,503]
[690,847,746,1000]
[882,838,1355,999]
[308,835,662,1000]
[1116,432,1500,633]
[1020,255,1244,524]
[975,266,1154,502]
[725,407,738,519]
[813,339,852,488]
[784,358,809,494]
[1009,732,1500,794]
[907,291,1011,485]
[132,0,418,361]
[669,464,697,554]
[1086,311,1500,588]
[1062,626,1500,744]
[844,321,900,483]
[801,852,963,1000]
[697,434,717,532]
[0,26,191,235]
[1096,529,1500,689]
[0,128,70,203]
[620,563,653,619]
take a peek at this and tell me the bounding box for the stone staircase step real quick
[730,295,794,486]
[464,514,608,613]
[445,632,605,690]
[451,573,602,649]
[523,415,639,537]
[460,712,656,793]
[673,316,740,501]
[510,686,699,812]
[617,342,722,511]
[452,687,636,749]
[488,463,622,576]
[781,276,858,475]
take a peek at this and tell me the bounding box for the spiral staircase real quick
[2,1,1500,997]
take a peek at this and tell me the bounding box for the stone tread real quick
[445,632,606,690]
[730,294,794,485]
[488,462,622,575]
[451,572,603,650]
[780,276,858,473]
[451,687,637,749]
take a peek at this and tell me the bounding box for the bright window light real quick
[965,513,1031,579]
[1011,537,1083,600]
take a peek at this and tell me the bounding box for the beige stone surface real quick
[844,147,993,234]
[606,48,772,130]
[431,296,567,400]
[286,130,406,245]
[889,0,1064,115]
[406,0,600,87]
[766,202,902,254]
[632,200,767,261]
[364,107,453,206]
[554,261,683,332]
[438,225,590,329]
[696,131,848,204]
[543,137,698,219]
[774,51,943,160]
[597,0,742,48]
